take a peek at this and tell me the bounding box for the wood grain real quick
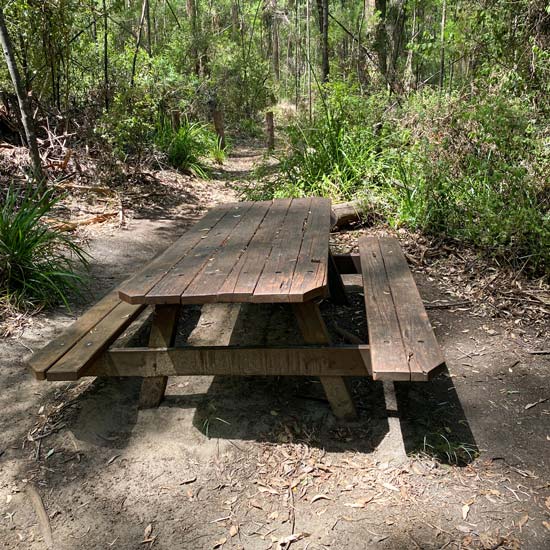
[377,237,445,380]
[117,205,231,304]
[359,237,411,381]
[217,198,292,301]
[66,345,372,379]
[28,289,121,380]
[144,202,254,304]
[138,304,180,408]
[44,301,146,381]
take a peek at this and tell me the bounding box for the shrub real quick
[249,82,549,275]
[0,185,89,310]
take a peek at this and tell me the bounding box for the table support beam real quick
[138,304,180,409]
[292,301,357,420]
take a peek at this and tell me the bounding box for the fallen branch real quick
[25,485,53,549]
[44,212,118,232]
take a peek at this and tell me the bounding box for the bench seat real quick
[334,237,445,381]
[28,290,147,381]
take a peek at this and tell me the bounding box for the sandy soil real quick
[0,144,549,550]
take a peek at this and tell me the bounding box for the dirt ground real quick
[0,144,549,550]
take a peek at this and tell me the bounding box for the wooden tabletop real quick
[118,197,332,305]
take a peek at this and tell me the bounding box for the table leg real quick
[292,301,357,420]
[328,251,349,305]
[138,304,180,409]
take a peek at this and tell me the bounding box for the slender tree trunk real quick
[130,0,148,87]
[103,0,109,110]
[374,0,388,77]
[144,0,152,55]
[321,0,329,82]
[439,0,447,92]
[273,10,280,82]
[0,7,43,180]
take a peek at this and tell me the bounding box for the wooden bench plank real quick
[28,289,121,380]
[377,238,445,380]
[117,205,231,304]
[45,301,146,381]
[82,345,372,378]
[217,199,292,301]
[288,197,331,302]
[253,198,313,303]
[181,201,271,303]
[359,237,411,381]
[144,202,254,304]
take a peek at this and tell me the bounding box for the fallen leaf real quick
[229,525,239,537]
[382,482,399,492]
[213,536,227,548]
[143,524,152,539]
[345,495,374,508]
[462,504,470,520]
[311,494,332,503]
[277,532,309,548]
[545,496,550,511]
[45,449,55,459]
[518,514,529,531]
[543,521,550,531]
[249,499,263,510]
[268,511,280,521]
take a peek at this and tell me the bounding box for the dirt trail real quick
[0,144,549,550]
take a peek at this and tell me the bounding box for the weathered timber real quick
[51,345,372,381]
[138,304,180,409]
[330,200,367,229]
[293,301,358,420]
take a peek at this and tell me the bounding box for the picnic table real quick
[28,198,444,420]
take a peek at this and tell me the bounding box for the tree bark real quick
[321,0,329,82]
[265,111,275,150]
[0,7,43,180]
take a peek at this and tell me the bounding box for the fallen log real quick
[330,199,368,229]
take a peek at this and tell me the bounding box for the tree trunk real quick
[212,109,225,150]
[103,0,109,110]
[0,7,43,180]
[265,111,275,150]
[439,0,447,92]
[321,0,329,82]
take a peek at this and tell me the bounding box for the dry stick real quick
[26,485,54,549]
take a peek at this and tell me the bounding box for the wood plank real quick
[327,251,348,305]
[74,345,372,379]
[45,301,146,381]
[377,238,445,381]
[28,289,121,380]
[117,205,232,304]
[288,197,331,302]
[144,202,254,304]
[139,304,180,408]
[293,301,358,419]
[359,237,411,381]
[217,199,292,301]
[253,198,313,303]
[332,253,361,274]
[181,201,271,303]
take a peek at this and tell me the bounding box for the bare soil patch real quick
[0,145,548,550]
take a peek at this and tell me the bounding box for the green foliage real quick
[155,117,225,177]
[249,82,549,275]
[0,185,89,310]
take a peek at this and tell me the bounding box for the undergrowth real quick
[246,81,549,275]
[0,185,89,310]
